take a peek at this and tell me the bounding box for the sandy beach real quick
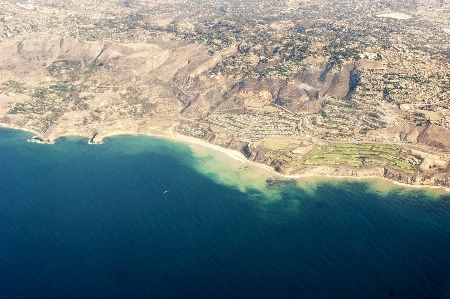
[1,124,448,194]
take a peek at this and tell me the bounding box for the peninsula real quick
[1,0,450,188]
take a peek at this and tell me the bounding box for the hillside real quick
[1,0,450,188]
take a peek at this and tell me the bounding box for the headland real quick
[1,0,450,191]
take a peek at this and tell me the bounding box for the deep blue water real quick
[1,128,450,299]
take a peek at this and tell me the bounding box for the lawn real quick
[301,144,417,173]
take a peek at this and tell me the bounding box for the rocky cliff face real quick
[384,168,450,188]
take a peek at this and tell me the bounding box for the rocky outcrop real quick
[383,168,416,185]
[384,167,450,188]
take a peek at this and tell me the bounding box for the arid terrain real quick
[1,0,450,188]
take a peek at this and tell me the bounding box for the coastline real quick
[0,124,41,138]
[0,124,448,194]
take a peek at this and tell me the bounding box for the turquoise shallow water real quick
[1,128,450,299]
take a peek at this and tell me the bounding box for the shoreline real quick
[0,124,41,137]
[1,125,449,194]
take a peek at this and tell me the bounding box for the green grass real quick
[264,151,277,158]
[279,154,293,163]
[300,144,417,173]
[263,142,418,174]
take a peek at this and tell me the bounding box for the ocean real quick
[1,128,450,299]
